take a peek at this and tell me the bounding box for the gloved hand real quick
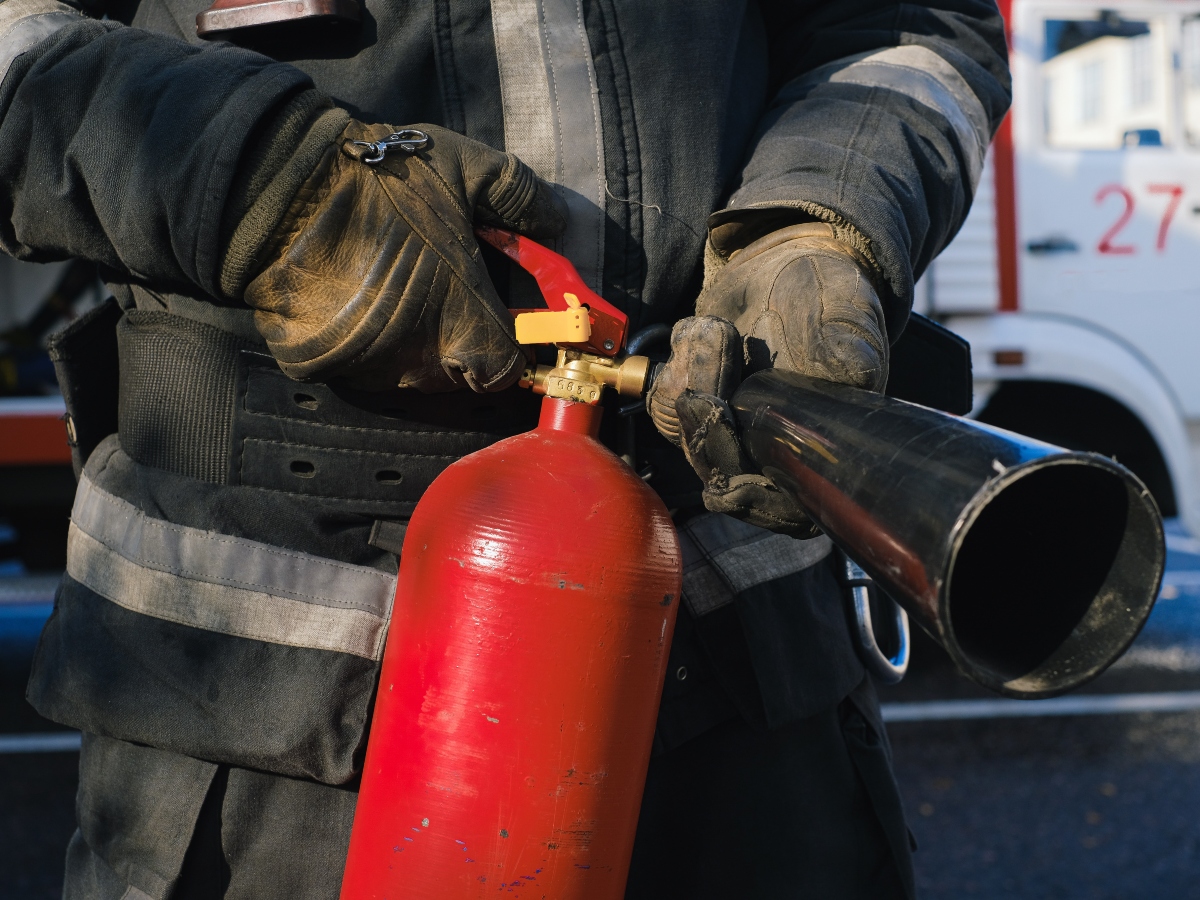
[242,120,566,392]
[646,222,889,537]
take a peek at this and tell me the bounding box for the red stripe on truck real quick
[995,0,1019,311]
[0,414,72,466]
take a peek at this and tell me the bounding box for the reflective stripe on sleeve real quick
[67,474,396,660]
[797,44,991,190]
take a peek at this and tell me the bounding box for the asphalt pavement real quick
[3,525,1200,899]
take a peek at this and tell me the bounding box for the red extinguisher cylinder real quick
[340,396,682,899]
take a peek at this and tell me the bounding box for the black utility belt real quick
[115,308,542,503]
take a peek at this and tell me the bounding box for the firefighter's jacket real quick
[0,0,1007,884]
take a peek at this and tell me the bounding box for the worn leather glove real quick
[647,222,889,536]
[242,120,566,392]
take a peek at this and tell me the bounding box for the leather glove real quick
[646,222,889,537]
[244,121,566,392]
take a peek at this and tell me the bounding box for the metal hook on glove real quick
[352,129,430,164]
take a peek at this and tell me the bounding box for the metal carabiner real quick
[352,129,430,165]
[838,549,910,684]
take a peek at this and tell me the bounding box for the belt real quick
[116,309,542,508]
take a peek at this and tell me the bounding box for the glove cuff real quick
[703,202,882,293]
[218,92,349,299]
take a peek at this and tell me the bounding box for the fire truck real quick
[928,0,1200,538]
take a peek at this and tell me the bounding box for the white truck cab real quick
[924,0,1200,537]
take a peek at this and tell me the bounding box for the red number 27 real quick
[1096,183,1184,254]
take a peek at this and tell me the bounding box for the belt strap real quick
[116,309,541,504]
[118,309,250,484]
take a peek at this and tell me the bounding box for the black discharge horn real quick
[731,369,1165,698]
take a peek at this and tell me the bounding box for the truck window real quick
[1042,15,1168,149]
[1181,16,1200,146]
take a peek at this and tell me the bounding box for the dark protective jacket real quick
[0,1,1009,896]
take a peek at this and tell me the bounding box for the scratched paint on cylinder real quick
[340,397,681,899]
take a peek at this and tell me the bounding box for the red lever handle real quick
[475,226,627,356]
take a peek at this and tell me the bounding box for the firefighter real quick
[0,1,1009,897]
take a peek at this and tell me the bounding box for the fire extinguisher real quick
[339,228,682,899]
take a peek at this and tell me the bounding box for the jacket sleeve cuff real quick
[218,93,349,299]
[725,32,1008,341]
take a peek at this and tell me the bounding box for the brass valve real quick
[490,229,652,404]
[520,348,653,405]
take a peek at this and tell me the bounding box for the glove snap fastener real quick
[352,129,430,165]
